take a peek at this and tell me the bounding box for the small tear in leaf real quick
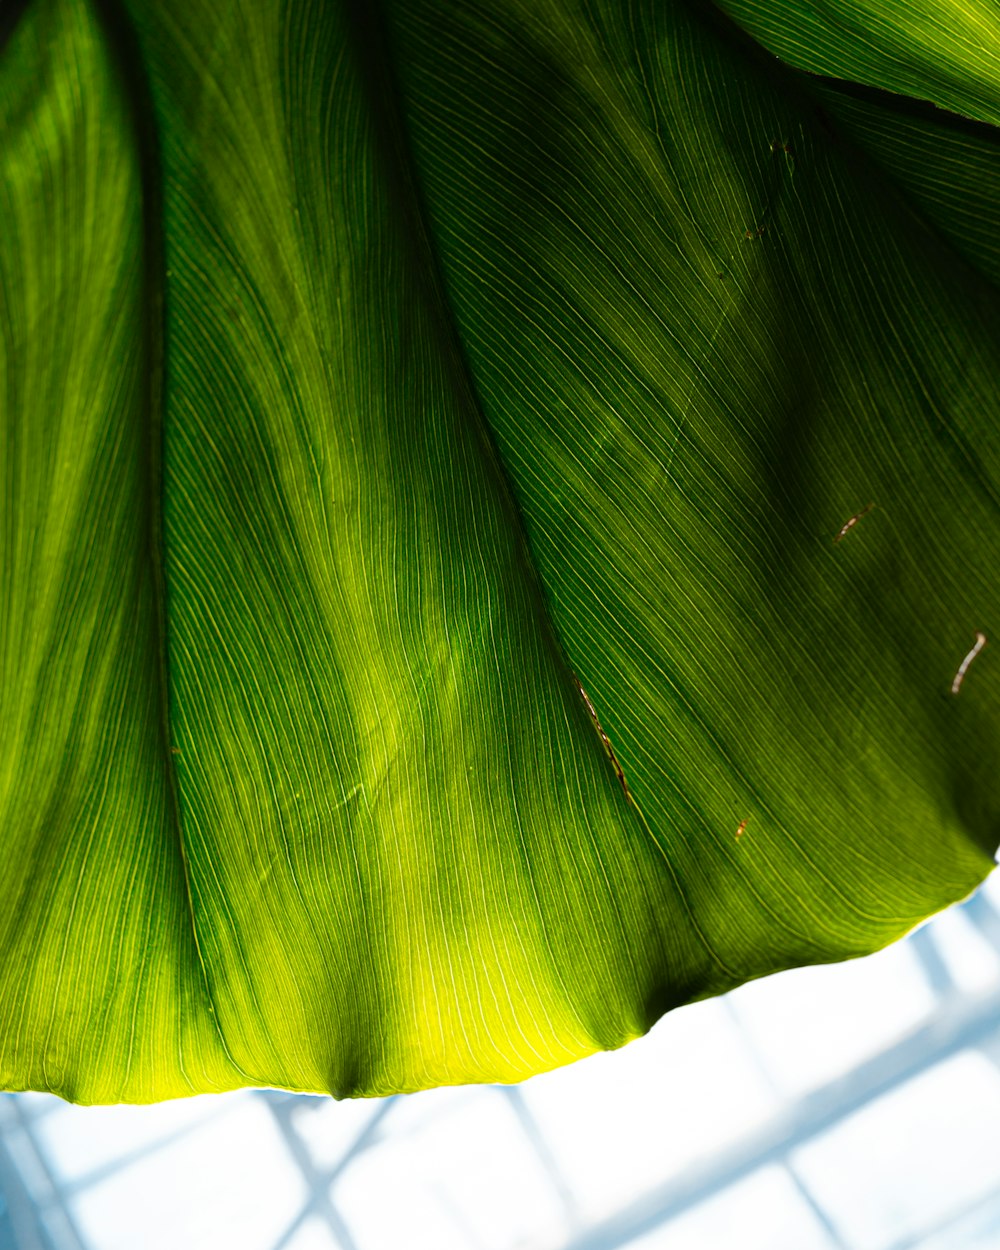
[770,137,795,177]
[735,818,748,840]
[574,678,633,804]
[951,632,987,696]
[834,502,875,544]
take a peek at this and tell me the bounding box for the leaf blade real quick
[0,0,235,1101]
[2,0,999,1102]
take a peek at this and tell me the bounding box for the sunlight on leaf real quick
[1,0,999,1101]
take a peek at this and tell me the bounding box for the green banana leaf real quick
[2,0,999,1104]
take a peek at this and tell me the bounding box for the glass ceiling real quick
[3,871,1000,1250]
